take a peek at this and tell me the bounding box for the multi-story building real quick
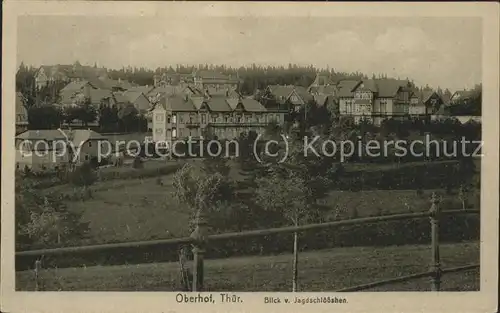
[151,90,286,144]
[153,70,241,93]
[409,90,443,118]
[15,129,108,170]
[337,79,425,125]
[34,62,109,89]
[261,85,314,112]
[153,72,193,88]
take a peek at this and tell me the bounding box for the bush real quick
[132,156,144,169]
[99,164,183,181]
[69,163,97,187]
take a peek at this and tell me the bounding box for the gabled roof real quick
[267,85,313,103]
[346,79,411,98]
[127,86,155,95]
[310,73,336,87]
[337,80,362,90]
[71,129,106,147]
[452,90,475,100]
[16,130,67,141]
[309,85,337,95]
[60,81,95,93]
[336,80,362,98]
[374,79,409,98]
[240,98,267,112]
[122,90,145,103]
[89,89,114,104]
[156,95,197,111]
[147,85,184,97]
[420,90,437,103]
[206,96,232,112]
[267,85,294,99]
[113,92,129,103]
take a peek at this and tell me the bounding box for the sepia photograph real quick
[2,2,499,313]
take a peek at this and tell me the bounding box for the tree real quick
[77,98,98,127]
[255,166,309,292]
[118,104,139,132]
[70,162,97,188]
[254,131,334,291]
[63,106,80,125]
[16,176,89,248]
[173,163,236,232]
[28,104,62,129]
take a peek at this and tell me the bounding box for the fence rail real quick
[18,193,480,292]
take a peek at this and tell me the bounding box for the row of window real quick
[354,92,372,100]
[155,127,264,139]
[156,113,280,124]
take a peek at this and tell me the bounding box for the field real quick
[16,241,479,291]
[36,159,478,245]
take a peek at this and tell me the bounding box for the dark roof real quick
[147,86,184,97]
[206,96,232,112]
[420,90,437,103]
[346,79,411,98]
[310,85,337,95]
[336,80,362,97]
[240,98,267,112]
[157,95,197,111]
[267,85,313,103]
[71,129,106,147]
[89,89,114,104]
[128,86,155,95]
[372,79,409,98]
[16,130,66,140]
[60,81,94,93]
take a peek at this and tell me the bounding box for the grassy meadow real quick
[16,241,479,291]
[33,158,479,246]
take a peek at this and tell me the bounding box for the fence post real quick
[34,259,42,291]
[190,209,208,292]
[429,192,442,291]
[292,230,299,292]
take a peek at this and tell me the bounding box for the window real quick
[156,114,164,122]
[85,155,89,161]
[88,141,92,147]
[172,114,177,124]
[179,115,184,123]
[211,114,217,123]
[167,117,171,123]
[201,114,206,124]
[172,128,177,138]
[155,128,163,134]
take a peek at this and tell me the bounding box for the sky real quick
[17,16,482,91]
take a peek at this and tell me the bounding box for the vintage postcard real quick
[1,1,499,313]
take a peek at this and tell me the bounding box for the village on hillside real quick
[15,61,482,292]
[15,62,482,170]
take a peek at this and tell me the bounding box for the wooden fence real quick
[17,193,480,292]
